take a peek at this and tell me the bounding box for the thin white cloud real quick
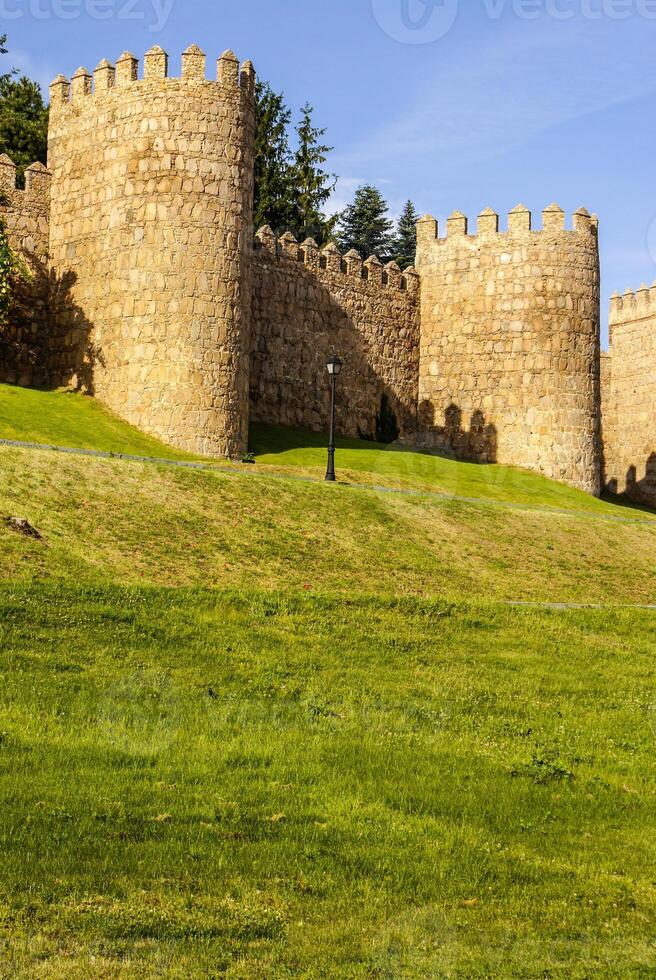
[331,16,656,176]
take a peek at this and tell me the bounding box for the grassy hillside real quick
[0,385,197,461]
[250,422,637,515]
[2,446,656,605]
[0,587,655,978]
[0,384,650,518]
[0,385,655,976]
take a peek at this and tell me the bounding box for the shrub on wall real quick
[0,216,28,327]
[376,393,400,445]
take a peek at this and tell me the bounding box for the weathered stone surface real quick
[45,47,255,458]
[251,232,419,440]
[0,156,52,386]
[602,287,656,504]
[415,209,601,495]
[0,43,648,498]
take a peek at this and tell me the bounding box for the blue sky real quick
[3,0,656,344]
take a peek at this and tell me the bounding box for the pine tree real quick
[0,37,48,188]
[395,199,419,269]
[336,185,396,261]
[0,34,9,82]
[290,103,336,245]
[253,81,295,234]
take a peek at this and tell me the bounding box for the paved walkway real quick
[2,436,656,529]
[508,600,656,612]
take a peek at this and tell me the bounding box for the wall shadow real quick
[604,455,656,512]
[0,258,99,393]
[249,246,419,446]
[418,399,498,464]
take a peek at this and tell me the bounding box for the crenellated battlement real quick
[46,42,256,459]
[0,155,51,213]
[417,204,598,251]
[417,199,601,495]
[254,226,419,295]
[609,283,656,326]
[49,45,255,112]
[0,35,618,493]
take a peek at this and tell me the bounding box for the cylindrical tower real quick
[416,205,601,495]
[47,45,255,458]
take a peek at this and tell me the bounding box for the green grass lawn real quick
[249,422,646,517]
[0,586,654,977]
[1,385,656,976]
[2,446,656,605]
[1,384,650,519]
[0,385,197,461]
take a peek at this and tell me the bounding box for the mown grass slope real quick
[0,385,655,977]
[1,383,649,517]
[2,446,656,605]
[0,587,655,978]
[0,384,197,461]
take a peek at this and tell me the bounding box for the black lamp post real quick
[325,354,343,482]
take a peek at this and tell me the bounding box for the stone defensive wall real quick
[416,205,601,495]
[47,44,256,458]
[0,155,52,386]
[251,227,420,441]
[602,285,656,504]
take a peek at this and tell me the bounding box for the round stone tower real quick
[47,45,255,458]
[416,205,601,495]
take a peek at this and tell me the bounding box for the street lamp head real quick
[327,354,343,377]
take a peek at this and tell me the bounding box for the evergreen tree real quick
[394,199,419,269]
[0,37,48,187]
[290,103,337,245]
[336,185,396,261]
[0,34,10,83]
[253,80,295,234]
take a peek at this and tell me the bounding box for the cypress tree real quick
[253,81,295,234]
[395,199,419,269]
[290,103,337,245]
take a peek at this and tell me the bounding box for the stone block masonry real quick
[602,286,656,504]
[0,156,52,386]
[416,205,601,495]
[47,45,256,458]
[251,228,420,440]
[2,40,654,501]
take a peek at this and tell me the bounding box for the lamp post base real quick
[325,448,336,482]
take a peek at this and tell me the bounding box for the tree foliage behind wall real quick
[0,35,49,187]
[336,185,396,262]
[395,200,419,269]
[254,81,336,245]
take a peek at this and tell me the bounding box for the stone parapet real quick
[47,46,256,458]
[416,204,601,494]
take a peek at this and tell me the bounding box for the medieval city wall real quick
[602,286,656,504]
[250,227,420,441]
[416,205,601,495]
[0,155,52,386]
[47,45,255,458]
